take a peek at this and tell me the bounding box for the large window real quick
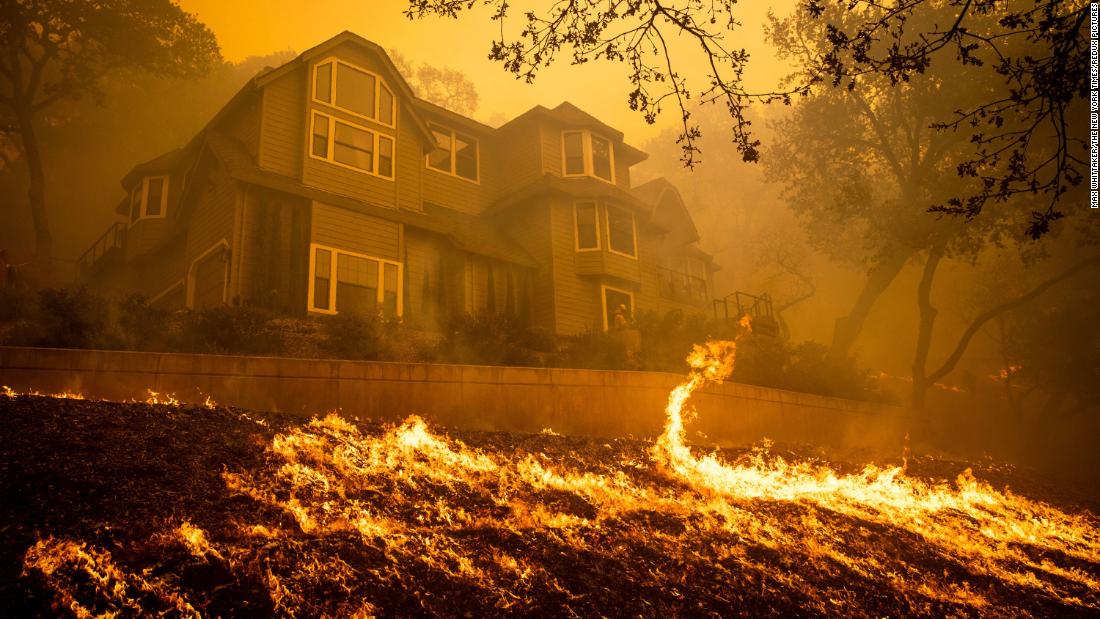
[310,112,394,179]
[312,58,395,127]
[129,176,169,224]
[309,244,403,317]
[426,122,479,182]
[573,201,601,251]
[601,285,635,331]
[605,206,637,258]
[561,129,615,183]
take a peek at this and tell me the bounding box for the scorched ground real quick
[0,344,1097,618]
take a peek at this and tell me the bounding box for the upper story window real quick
[562,129,615,183]
[129,176,169,224]
[313,58,395,127]
[426,122,479,182]
[310,111,394,179]
[605,205,637,258]
[573,201,601,251]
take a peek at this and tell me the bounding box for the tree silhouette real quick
[0,0,220,267]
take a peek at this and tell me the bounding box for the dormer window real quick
[426,122,479,182]
[129,176,169,224]
[313,58,395,127]
[562,129,615,183]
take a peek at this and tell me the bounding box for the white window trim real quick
[185,239,230,309]
[572,200,602,252]
[600,284,635,332]
[129,175,170,226]
[424,122,480,184]
[311,57,396,129]
[309,111,395,181]
[307,242,404,317]
[561,129,616,184]
[604,205,638,259]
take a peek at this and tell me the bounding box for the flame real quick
[15,332,1100,614]
[144,389,180,406]
[22,537,199,618]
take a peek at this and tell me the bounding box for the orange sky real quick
[178,0,797,143]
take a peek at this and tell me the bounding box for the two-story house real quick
[78,31,719,336]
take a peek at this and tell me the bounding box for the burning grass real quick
[1,341,1098,617]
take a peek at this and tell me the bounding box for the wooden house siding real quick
[538,122,561,177]
[183,165,237,273]
[192,251,228,309]
[548,198,601,334]
[310,201,400,261]
[403,229,446,326]
[237,189,311,312]
[259,67,306,177]
[498,203,555,332]
[494,123,542,198]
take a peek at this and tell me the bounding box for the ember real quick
[1,349,1097,616]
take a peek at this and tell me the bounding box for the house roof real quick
[498,102,648,165]
[253,30,436,145]
[631,177,700,242]
[204,132,536,268]
[490,174,649,214]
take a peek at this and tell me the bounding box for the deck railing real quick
[76,222,126,279]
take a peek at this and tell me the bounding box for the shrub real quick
[28,287,114,349]
[0,285,36,323]
[319,311,389,360]
[558,329,630,370]
[438,312,553,366]
[174,305,282,355]
[117,294,170,351]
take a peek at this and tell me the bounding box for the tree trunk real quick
[828,248,911,364]
[16,105,52,268]
[911,243,945,410]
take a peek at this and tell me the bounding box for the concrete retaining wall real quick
[0,347,910,453]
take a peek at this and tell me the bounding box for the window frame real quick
[572,200,602,252]
[311,57,396,129]
[307,243,403,317]
[309,111,395,180]
[604,205,638,259]
[424,122,480,184]
[128,175,170,226]
[600,284,635,332]
[560,129,616,184]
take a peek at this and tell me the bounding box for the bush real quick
[320,311,389,360]
[0,285,36,323]
[28,287,113,349]
[558,329,630,370]
[438,312,554,366]
[117,294,170,351]
[174,305,282,355]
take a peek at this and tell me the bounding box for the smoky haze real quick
[0,0,1096,495]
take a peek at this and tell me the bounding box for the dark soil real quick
[0,394,1096,618]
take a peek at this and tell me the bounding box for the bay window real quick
[129,176,169,224]
[573,201,600,251]
[605,205,637,258]
[561,129,615,183]
[309,244,402,317]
